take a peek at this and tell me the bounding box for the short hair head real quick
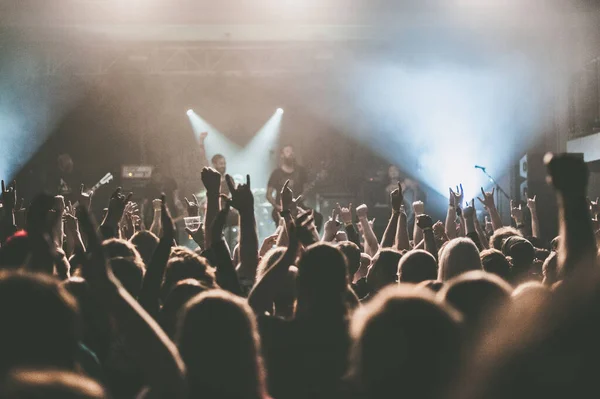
[397,250,438,284]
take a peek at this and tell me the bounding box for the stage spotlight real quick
[277,108,284,114]
[186,109,194,116]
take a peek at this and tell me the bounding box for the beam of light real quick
[335,60,546,203]
[186,110,241,169]
[234,109,284,190]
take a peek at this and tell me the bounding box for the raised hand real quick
[259,234,278,257]
[78,184,93,211]
[64,201,79,234]
[160,194,175,240]
[1,180,17,212]
[391,182,404,212]
[449,185,464,208]
[433,220,447,240]
[323,208,341,239]
[527,195,538,212]
[226,174,254,213]
[484,216,493,234]
[199,132,208,141]
[510,200,523,224]
[356,204,369,220]
[588,196,599,218]
[296,209,319,246]
[107,187,133,223]
[201,167,222,195]
[477,187,496,210]
[337,203,353,224]
[280,180,302,213]
[463,199,476,219]
[152,199,162,211]
[416,214,434,230]
[184,194,200,217]
[413,201,425,216]
[77,205,117,287]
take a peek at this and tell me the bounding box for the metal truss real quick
[30,43,346,77]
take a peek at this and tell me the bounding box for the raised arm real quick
[473,214,490,250]
[100,188,132,240]
[416,214,438,257]
[510,200,528,237]
[249,221,299,314]
[445,188,458,240]
[394,208,411,251]
[139,195,176,319]
[463,200,483,251]
[527,195,540,238]
[412,201,425,248]
[0,180,18,244]
[322,208,341,242]
[226,174,259,283]
[356,204,379,256]
[478,187,503,231]
[339,203,360,247]
[77,206,187,398]
[545,153,597,278]
[201,167,222,249]
[209,201,243,296]
[149,199,163,237]
[381,183,403,248]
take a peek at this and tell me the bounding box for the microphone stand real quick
[476,167,511,218]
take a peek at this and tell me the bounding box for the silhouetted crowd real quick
[0,153,598,399]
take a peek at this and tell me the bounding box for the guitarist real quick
[267,145,323,229]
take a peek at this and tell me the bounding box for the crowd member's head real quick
[502,236,536,284]
[102,238,145,270]
[62,277,111,363]
[350,286,462,399]
[295,243,350,320]
[160,279,209,338]
[0,230,30,269]
[280,145,296,167]
[255,247,297,319]
[542,251,559,286]
[480,249,512,282]
[177,290,267,399]
[438,238,482,281]
[109,257,145,298]
[0,272,80,375]
[489,226,521,251]
[211,154,227,176]
[397,249,438,284]
[0,369,105,399]
[338,241,362,281]
[440,271,512,329]
[130,230,159,268]
[367,249,402,292]
[162,248,217,302]
[417,279,445,293]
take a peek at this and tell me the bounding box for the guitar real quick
[73,172,114,206]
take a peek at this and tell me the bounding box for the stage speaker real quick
[521,152,583,243]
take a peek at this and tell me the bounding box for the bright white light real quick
[277,108,284,114]
[186,109,194,116]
